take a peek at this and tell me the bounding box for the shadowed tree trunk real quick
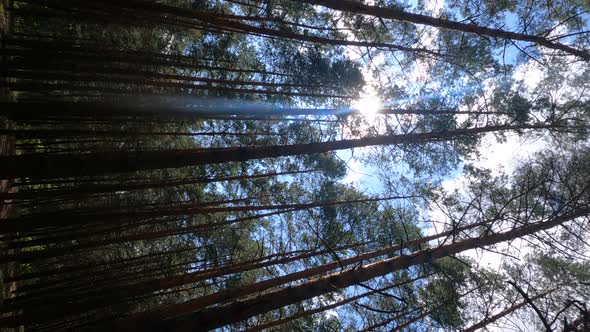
[4,243,370,318]
[0,124,560,179]
[94,207,589,332]
[293,0,590,60]
[1,169,314,201]
[462,289,555,332]
[15,0,444,58]
[245,273,432,332]
[0,195,405,235]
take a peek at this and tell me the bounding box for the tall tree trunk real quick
[246,273,431,332]
[0,213,500,325]
[22,0,444,58]
[0,209,291,263]
[3,68,320,90]
[0,124,559,179]
[0,196,402,234]
[97,207,589,332]
[0,128,279,139]
[294,0,590,60]
[3,46,293,77]
[4,243,369,318]
[4,246,196,283]
[1,169,314,201]
[6,80,349,99]
[0,102,489,122]
[462,289,555,332]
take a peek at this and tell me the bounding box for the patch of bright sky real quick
[356,4,582,331]
[338,0,575,200]
[427,60,548,259]
[334,15,388,191]
[338,6,582,329]
[337,0,448,192]
[305,0,586,327]
[410,0,444,82]
[334,0,450,194]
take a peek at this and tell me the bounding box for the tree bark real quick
[0,124,559,179]
[29,0,444,58]
[245,273,431,332]
[5,243,368,319]
[1,170,314,202]
[294,0,590,61]
[0,196,402,234]
[97,207,589,331]
[462,289,555,332]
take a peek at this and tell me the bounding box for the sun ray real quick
[352,95,382,120]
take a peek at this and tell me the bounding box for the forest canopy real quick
[0,0,589,331]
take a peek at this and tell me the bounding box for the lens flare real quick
[352,96,382,119]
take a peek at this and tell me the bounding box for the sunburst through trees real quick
[0,1,589,331]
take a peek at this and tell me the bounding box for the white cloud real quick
[472,132,548,175]
[426,131,548,269]
[424,0,444,14]
[426,78,551,269]
[513,62,544,92]
[342,158,366,184]
[410,0,445,82]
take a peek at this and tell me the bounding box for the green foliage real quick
[4,0,590,331]
[304,153,347,179]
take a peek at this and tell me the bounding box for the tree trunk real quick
[246,273,431,332]
[462,289,555,332]
[5,243,369,319]
[25,0,444,58]
[0,196,401,234]
[2,170,313,202]
[294,0,590,60]
[98,207,589,331]
[0,124,559,179]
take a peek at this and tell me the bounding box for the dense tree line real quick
[0,0,589,331]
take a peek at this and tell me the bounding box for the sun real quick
[351,95,382,119]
